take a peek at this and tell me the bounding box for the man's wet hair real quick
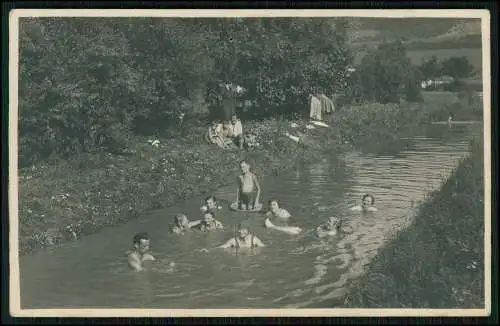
[237,223,249,232]
[204,211,215,218]
[205,196,216,203]
[268,199,280,206]
[362,193,375,204]
[133,232,150,245]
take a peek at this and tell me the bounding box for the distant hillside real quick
[347,17,483,76]
[348,18,482,50]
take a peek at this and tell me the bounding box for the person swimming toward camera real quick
[236,160,261,210]
[195,211,224,232]
[315,216,342,238]
[265,199,291,218]
[127,232,155,271]
[171,214,201,234]
[218,225,266,249]
[350,194,378,212]
[199,225,265,253]
[200,195,224,214]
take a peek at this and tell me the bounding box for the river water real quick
[19,123,481,309]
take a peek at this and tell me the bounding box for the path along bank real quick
[342,135,485,308]
[18,92,473,256]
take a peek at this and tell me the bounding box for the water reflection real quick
[20,125,478,309]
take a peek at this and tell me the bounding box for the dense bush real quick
[352,41,419,104]
[19,17,353,166]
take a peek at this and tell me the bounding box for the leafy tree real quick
[18,17,353,165]
[418,55,442,80]
[356,41,415,103]
[440,56,475,81]
[405,67,424,102]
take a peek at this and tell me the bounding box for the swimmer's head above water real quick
[132,232,151,255]
[268,199,281,213]
[361,194,375,209]
[174,214,189,228]
[203,211,216,223]
[240,160,250,173]
[326,216,342,230]
[237,225,250,239]
[204,196,217,209]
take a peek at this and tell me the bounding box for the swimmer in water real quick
[265,199,291,218]
[236,160,261,210]
[195,211,224,232]
[200,195,223,213]
[171,214,201,234]
[127,232,155,271]
[315,216,342,238]
[350,194,378,212]
[264,217,302,235]
[218,225,266,249]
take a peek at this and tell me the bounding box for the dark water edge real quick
[335,136,485,309]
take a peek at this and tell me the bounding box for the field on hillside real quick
[353,47,483,76]
[406,48,483,72]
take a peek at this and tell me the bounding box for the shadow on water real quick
[19,124,480,309]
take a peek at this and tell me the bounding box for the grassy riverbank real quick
[343,136,485,308]
[18,93,468,256]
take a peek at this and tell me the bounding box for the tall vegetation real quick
[19,17,353,166]
[345,41,423,104]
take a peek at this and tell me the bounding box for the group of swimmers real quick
[127,160,378,271]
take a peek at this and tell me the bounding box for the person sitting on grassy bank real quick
[350,194,378,212]
[207,120,231,149]
[171,214,201,234]
[227,114,244,149]
[265,199,291,218]
[195,211,224,232]
[235,160,261,211]
[127,232,155,271]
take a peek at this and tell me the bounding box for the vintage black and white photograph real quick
[9,9,491,317]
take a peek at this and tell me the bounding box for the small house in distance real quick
[420,75,455,89]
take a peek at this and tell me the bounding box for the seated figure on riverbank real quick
[127,232,155,271]
[200,195,224,214]
[171,214,201,234]
[227,114,244,149]
[207,120,231,149]
[195,211,224,232]
[315,216,342,238]
[265,199,291,219]
[218,225,266,249]
[235,160,261,211]
[350,194,378,212]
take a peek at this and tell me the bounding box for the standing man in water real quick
[236,160,261,210]
[127,232,155,271]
